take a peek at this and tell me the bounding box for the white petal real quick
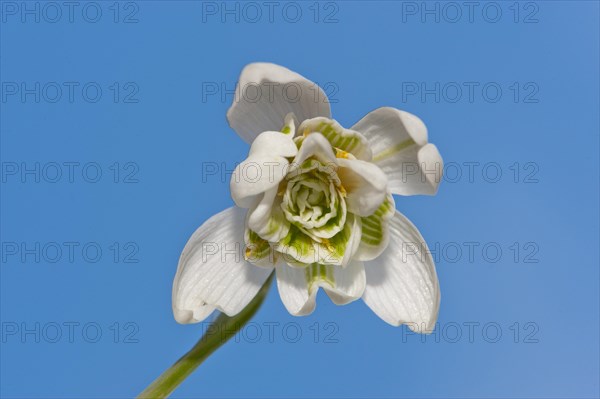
[362,210,440,333]
[323,261,366,305]
[172,207,273,323]
[230,155,289,208]
[288,133,337,173]
[337,158,388,217]
[275,262,317,316]
[248,130,298,157]
[275,261,365,316]
[227,63,331,144]
[352,107,443,196]
[247,186,290,243]
[230,131,298,208]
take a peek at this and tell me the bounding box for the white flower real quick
[172,63,443,333]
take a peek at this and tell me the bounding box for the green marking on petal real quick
[244,228,275,265]
[293,136,305,149]
[275,214,357,267]
[280,113,296,136]
[298,117,372,160]
[359,193,395,248]
[266,217,283,237]
[275,224,316,265]
[311,213,358,266]
[372,138,416,163]
[305,263,335,292]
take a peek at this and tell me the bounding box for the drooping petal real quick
[323,261,366,305]
[337,158,388,217]
[172,207,273,324]
[362,210,440,333]
[276,261,365,316]
[247,186,290,243]
[227,63,331,144]
[274,262,316,316]
[230,131,297,208]
[352,107,443,196]
[297,117,372,160]
[355,192,395,261]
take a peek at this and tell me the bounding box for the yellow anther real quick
[336,148,350,159]
[321,239,335,252]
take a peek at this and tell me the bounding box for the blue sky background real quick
[1,1,599,398]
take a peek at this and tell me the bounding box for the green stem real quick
[137,274,273,399]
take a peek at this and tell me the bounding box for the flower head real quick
[173,63,443,333]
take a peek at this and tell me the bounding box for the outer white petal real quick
[227,63,331,144]
[323,261,366,305]
[230,131,297,208]
[172,207,273,324]
[337,158,388,217]
[352,107,443,196]
[275,262,317,316]
[362,210,440,333]
[276,261,365,316]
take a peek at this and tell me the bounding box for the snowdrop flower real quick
[173,63,443,333]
